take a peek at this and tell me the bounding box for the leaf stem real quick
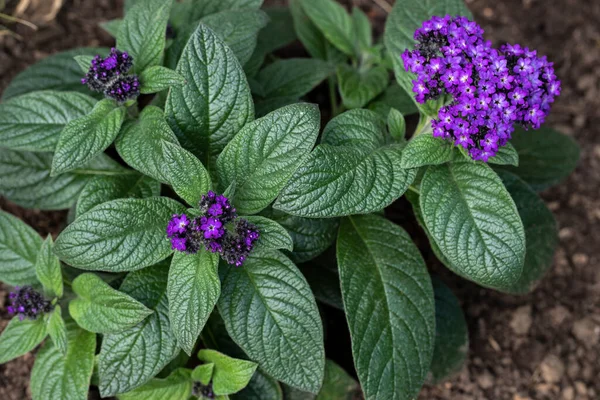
[408,185,420,195]
[328,76,341,118]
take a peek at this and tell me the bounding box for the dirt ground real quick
[1,0,599,399]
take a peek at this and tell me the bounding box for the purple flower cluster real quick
[81,48,140,103]
[7,286,53,321]
[401,15,560,161]
[166,191,260,267]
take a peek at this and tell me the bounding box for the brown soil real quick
[1,0,599,399]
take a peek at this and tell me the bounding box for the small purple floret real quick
[6,286,53,320]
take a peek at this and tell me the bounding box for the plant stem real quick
[328,77,341,118]
[408,185,421,195]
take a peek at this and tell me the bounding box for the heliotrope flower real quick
[81,47,140,103]
[401,15,560,161]
[7,286,53,321]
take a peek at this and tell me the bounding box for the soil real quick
[1,0,599,399]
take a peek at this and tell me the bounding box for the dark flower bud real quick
[7,286,53,321]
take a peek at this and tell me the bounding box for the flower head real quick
[82,48,140,103]
[7,286,53,321]
[105,75,140,103]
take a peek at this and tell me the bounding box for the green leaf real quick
[139,66,185,94]
[35,236,63,298]
[201,10,269,66]
[30,320,96,400]
[118,369,193,400]
[289,0,328,60]
[0,210,42,286]
[70,273,153,333]
[0,91,97,152]
[420,162,526,290]
[217,103,320,215]
[368,82,418,118]
[256,8,297,55]
[46,306,68,356]
[351,7,372,51]
[219,249,325,393]
[300,261,343,311]
[429,277,469,384]
[116,106,211,206]
[320,108,386,149]
[198,349,258,395]
[99,263,179,396]
[0,149,126,210]
[487,142,519,166]
[316,360,360,400]
[54,197,186,272]
[76,174,161,217]
[497,126,580,190]
[243,216,293,252]
[401,131,456,169]
[192,363,215,384]
[100,19,122,38]
[254,58,333,99]
[387,108,406,142]
[168,250,220,355]
[2,48,109,100]
[232,369,283,400]
[275,144,415,217]
[337,64,389,109]
[336,214,435,400]
[264,209,339,263]
[170,0,264,29]
[52,100,126,175]
[166,24,254,169]
[254,96,302,119]
[301,0,353,56]
[73,55,94,73]
[117,0,172,73]
[497,171,559,294]
[0,316,47,363]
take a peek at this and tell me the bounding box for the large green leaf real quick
[232,369,283,400]
[429,277,469,384]
[488,142,519,166]
[254,59,333,99]
[99,263,179,396]
[70,273,153,333]
[0,149,125,210]
[166,24,254,169]
[497,170,559,294]
[76,174,161,217]
[0,317,47,363]
[52,100,125,175]
[139,66,186,94]
[498,126,579,190]
[401,131,456,169]
[300,261,343,311]
[201,10,269,66]
[337,214,435,400]
[54,197,186,272]
[117,369,192,400]
[301,0,354,56]
[218,249,325,393]
[420,162,526,290]
[2,48,109,100]
[116,106,211,206]
[0,91,97,152]
[256,8,297,55]
[0,210,42,286]
[35,236,63,298]
[337,65,389,109]
[316,360,360,400]
[168,250,220,355]
[30,321,95,400]
[289,0,328,60]
[217,103,320,214]
[198,349,258,395]
[117,0,172,73]
[320,108,386,149]
[170,0,264,29]
[46,306,68,355]
[242,216,293,252]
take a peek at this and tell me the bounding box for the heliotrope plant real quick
[0,0,579,399]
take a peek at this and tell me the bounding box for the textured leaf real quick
[35,236,63,298]
[289,0,328,60]
[257,8,297,55]
[497,171,559,294]
[202,10,269,66]
[30,321,95,400]
[70,273,153,333]
[320,108,387,149]
[218,249,325,393]
[337,214,435,400]
[139,66,185,94]
[0,91,96,152]
[387,108,406,142]
[254,59,332,99]
[300,261,343,310]
[253,96,301,119]
[0,149,126,210]
[47,306,68,355]
[316,360,360,400]
[99,264,179,396]
[54,197,186,272]
[498,126,579,190]
[0,317,47,363]
[117,0,172,73]
[401,131,456,169]
[2,48,109,100]
[198,349,258,395]
[0,210,42,286]
[192,363,215,384]
[429,277,469,384]
[217,103,320,214]
[168,250,220,355]
[52,99,126,175]
[301,0,354,56]
[337,65,389,109]
[117,369,192,400]
[351,7,372,51]
[171,0,264,28]
[166,24,254,169]
[232,369,283,400]
[420,162,526,290]
[243,216,293,252]
[116,107,211,206]
[488,142,519,166]
[76,174,161,217]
